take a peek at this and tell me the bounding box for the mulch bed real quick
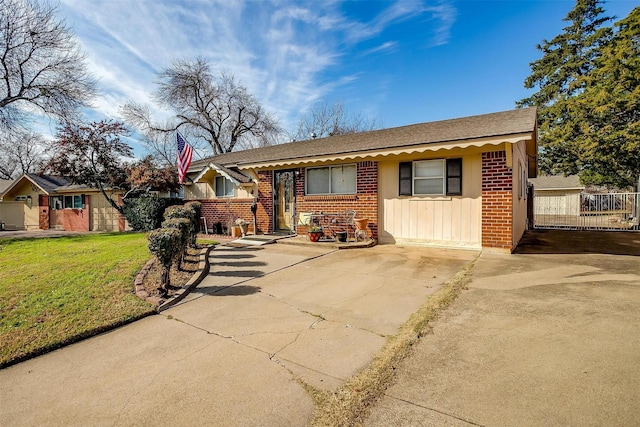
[139,245,206,302]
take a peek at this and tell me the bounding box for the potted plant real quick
[235,218,250,236]
[308,225,324,242]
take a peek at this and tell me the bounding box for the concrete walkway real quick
[366,230,640,426]
[0,242,476,426]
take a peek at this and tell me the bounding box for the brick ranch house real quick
[0,174,125,231]
[184,107,538,252]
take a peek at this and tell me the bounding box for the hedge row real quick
[122,196,183,231]
[146,201,202,294]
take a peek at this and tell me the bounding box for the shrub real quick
[162,218,191,251]
[147,227,182,293]
[163,205,193,221]
[123,197,182,231]
[184,201,202,244]
[163,205,196,246]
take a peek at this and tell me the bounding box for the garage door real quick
[0,201,25,230]
[90,194,120,231]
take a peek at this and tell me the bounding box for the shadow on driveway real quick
[515,229,640,256]
[193,284,261,296]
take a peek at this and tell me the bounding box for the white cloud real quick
[57,0,457,138]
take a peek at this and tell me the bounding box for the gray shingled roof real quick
[26,174,71,193]
[190,107,537,170]
[0,180,13,194]
[529,175,583,190]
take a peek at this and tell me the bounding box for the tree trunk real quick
[160,266,170,296]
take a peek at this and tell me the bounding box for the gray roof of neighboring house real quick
[189,107,537,171]
[26,174,71,193]
[3,174,95,196]
[0,179,13,194]
[529,175,584,190]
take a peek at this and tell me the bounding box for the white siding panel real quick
[379,153,482,248]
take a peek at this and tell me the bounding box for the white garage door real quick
[90,194,120,231]
[0,201,25,230]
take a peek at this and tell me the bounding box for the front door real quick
[274,170,295,232]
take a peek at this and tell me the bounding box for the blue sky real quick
[54,0,637,157]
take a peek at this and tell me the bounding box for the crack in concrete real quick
[384,394,485,426]
[163,310,336,394]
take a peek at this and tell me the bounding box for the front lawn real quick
[0,233,155,367]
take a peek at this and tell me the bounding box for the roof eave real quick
[237,132,535,169]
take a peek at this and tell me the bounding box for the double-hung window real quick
[215,176,234,197]
[306,164,356,195]
[399,159,462,196]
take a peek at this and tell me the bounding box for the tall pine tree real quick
[518,0,614,180]
[570,7,640,188]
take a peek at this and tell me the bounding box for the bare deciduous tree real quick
[0,0,97,131]
[121,57,281,157]
[292,100,381,140]
[0,129,46,179]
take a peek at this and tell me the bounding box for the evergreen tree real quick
[518,0,613,178]
[570,7,640,188]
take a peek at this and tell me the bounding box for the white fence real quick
[533,192,639,231]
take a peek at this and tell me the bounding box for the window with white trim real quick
[306,164,356,195]
[399,159,462,196]
[215,176,234,197]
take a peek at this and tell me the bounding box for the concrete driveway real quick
[366,230,640,426]
[0,242,476,426]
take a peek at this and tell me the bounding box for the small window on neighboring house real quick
[399,159,462,196]
[50,196,63,210]
[63,195,83,209]
[306,164,356,195]
[215,176,234,197]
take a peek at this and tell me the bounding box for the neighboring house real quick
[184,108,538,253]
[0,174,125,231]
[529,175,584,217]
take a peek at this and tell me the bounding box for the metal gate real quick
[533,192,639,231]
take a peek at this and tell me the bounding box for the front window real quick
[215,176,234,197]
[306,164,356,195]
[64,195,83,209]
[413,160,445,195]
[399,158,462,196]
[54,195,83,209]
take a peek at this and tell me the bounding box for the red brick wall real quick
[118,194,126,232]
[481,151,513,250]
[197,163,378,238]
[200,198,257,234]
[63,209,89,231]
[257,170,273,234]
[296,161,378,239]
[38,194,49,230]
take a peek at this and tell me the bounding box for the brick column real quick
[38,194,49,230]
[481,151,513,250]
[118,194,126,231]
[257,170,273,234]
[355,161,378,239]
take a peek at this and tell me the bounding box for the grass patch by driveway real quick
[0,233,155,367]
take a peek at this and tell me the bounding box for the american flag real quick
[176,132,193,184]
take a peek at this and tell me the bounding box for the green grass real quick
[0,233,155,367]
